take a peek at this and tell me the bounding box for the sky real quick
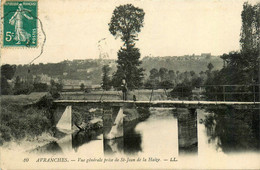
[1,0,259,64]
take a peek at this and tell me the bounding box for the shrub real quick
[170,83,193,99]
[0,102,52,144]
[0,125,12,144]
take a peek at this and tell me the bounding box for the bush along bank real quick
[0,93,56,146]
[123,102,150,122]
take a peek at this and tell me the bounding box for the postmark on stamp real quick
[3,1,38,47]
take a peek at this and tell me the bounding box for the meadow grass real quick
[0,92,52,145]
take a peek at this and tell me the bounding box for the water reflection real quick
[104,119,142,156]
[203,108,260,153]
[31,107,260,158]
[31,128,103,154]
[104,108,179,156]
[104,138,124,155]
[177,108,198,155]
[72,129,103,152]
[123,120,142,155]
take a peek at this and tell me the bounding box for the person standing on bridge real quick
[121,78,128,100]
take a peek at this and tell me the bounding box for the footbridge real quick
[52,84,259,155]
[53,99,260,109]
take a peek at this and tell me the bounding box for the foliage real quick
[159,80,173,90]
[204,109,260,152]
[191,76,203,88]
[12,55,223,87]
[142,55,223,78]
[109,4,145,47]
[149,68,159,80]
[170,83,193,99]
[207,63,214,71]
[72,111,83,127]
[202,2,260,152]
[1,64,16,95]
[159,67,169,82]
[33,82,48,92]
[80,83,85,91]
[204,2,260,101]
[145,67,207,92]
[101,65,111,90]
[0,124,12,145]
[144,79,160,89]
[240,2,260,54]
[13,76,34,95]
[1,77,12,95]
[49,79,63,99]
[109,4,145,90]
[1,64,16,80]
[112,47,145,90]
[0,103,52,145]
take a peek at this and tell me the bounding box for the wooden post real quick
[253,85,256,103]
[149,89,154,102]
[181,87,183,98]
[223,86,226,101]
[198,87,201,101]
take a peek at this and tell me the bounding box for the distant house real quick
[31,74,59,85]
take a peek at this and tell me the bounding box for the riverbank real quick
[0,90,151,152]
[0,93,54,146]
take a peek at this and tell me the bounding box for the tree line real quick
[1,64,63,96]
[203,2,260,152]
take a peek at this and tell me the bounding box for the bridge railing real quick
[200,84,259,102]
[59,84,259,102]
[169,84,260,102]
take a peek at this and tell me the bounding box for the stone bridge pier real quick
[102,106,123,140]
[177,108,198,154]
[53,103,198,155]
[53,105,67,126]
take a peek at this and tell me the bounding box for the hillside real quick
[142,55,223,76]
[13,55,223,86]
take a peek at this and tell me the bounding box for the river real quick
[34,108,259,156]
[4,107,259,169]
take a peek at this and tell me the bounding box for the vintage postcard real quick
[1,0,260,169]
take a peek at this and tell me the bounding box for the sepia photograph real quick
[1,0,260,169]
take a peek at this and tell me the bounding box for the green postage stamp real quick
[3,1,38,47]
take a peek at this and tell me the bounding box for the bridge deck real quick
[53,100,260,109]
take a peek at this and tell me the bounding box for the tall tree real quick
[240,2,260,54]
[159,67,168,82]
[205,2,260,100]
[1,64,16,94]
[207,63,214,72]
[80,83,85,91]
[240,2,260,83]
[101,65,111,91]
[149,68,159,80]
[1,64,16,80]
[14,76,22,91]
[168,70,176,84]
[109,4,145,90]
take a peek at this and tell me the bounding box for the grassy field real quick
[61,89,171,101]
[0,92,52,145]
[1,92,47,106]
[0,90,170,146]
